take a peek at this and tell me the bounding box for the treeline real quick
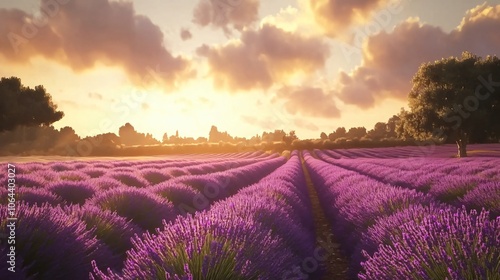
[319,115,399,143]
[0,118,414,156]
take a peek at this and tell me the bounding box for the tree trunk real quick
[456,130,468,158]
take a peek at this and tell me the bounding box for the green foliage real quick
[397,52,500,156]
[0,77,64,132]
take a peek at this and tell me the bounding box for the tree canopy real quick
[118,122,159,146]
[0,77,64,132]
[398,52,500,157]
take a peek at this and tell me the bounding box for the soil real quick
[300,153,350,280]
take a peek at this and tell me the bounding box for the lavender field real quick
[1,145,500,280]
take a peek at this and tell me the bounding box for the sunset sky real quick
[1,0,500,140]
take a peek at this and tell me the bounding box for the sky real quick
[1,0,500,140]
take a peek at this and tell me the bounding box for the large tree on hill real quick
[0,77,64,132]
[399,52,500,157]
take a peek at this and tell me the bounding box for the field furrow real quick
[300,153,349,280]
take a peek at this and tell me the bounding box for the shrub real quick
[90,177,126,190]
[11,187,63,206]
[0,204,117,279]
[460,181,500,218]
[93,211,299,280]
[139,168,171,185]
[48,181,97,205]
[148,182,200,207]
[57,170,91,182]
[65,205,141,261]
[108,172,149,188]
[82,167,107,178]
[88,187,176,231]
[360,207,500,280]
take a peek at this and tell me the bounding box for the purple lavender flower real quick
[57,170,92,182]
[47,180,98,205]
[359,207,500,280]
[139,168,171,185]
[148,182,200,206]
[15,173,46,188]
[460,181,500,218]
[49,162,73,172]
[87,187,176,231]
[0,203,118,279]
[82,167,108,178]
[429,175,486,204]
[11,187,64,206]
[92,154,313,280]
[64,204,141,261]
[89,177,127,190]
[108,171,150,188]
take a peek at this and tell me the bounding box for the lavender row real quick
[1,203,122,280]
[10,153,278,189]
[84,156,287,232]
[91,151,318,279]
[319,149,499,178]
[303,151,438,271]
[0,156,288,279]
[1,154,286,243]
[315,150,500,216]
[321,150,500,175]
[1,155,280,208]
[302,150,500,279]
[2,155,286,234]
[319,144,500,159]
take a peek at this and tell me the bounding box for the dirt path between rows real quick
[300,153,350,280]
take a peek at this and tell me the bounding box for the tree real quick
[56,126,79,146]
[0,77,64,132]
[386,115,400,138]
[335,127,347,138]
[401,52,500,157]
[261,129,286,143]
[283,130,298,146]
[346,127,367,139]
[320,132,328,140]
[119,123,159,146]
[118,123,136,145]
[209,125,234,143]
[328,127,346,141]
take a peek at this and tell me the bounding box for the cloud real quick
[260,6,300,33]
[0,0,192,89]
[197,23,330,92]
[294,119,319,131]
[240,115,276,130]
[335,4,500,108]
[193,0,259,33]
[241,110,299,131]
[276,85,341,118]
[180,28,192,41]
[309,0,391,37]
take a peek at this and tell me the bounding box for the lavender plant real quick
[359,207,500,280]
